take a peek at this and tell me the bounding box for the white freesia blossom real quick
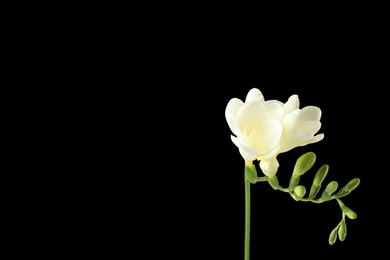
[225,88,324,177]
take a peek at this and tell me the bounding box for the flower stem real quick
[244,179,251,260]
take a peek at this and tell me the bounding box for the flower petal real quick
[283,94,300,114]
[237,101,282,153]
[265,100,284,122]
[298,121,322,134]
[300,106,322,121]
[245,88,264,103]
[225,98,244,135]
[231,135,259,161]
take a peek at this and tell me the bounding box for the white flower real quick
[225,88,324,177]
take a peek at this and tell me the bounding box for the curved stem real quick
[244,179,251,260]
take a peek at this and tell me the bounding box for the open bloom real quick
[225,88,324,177]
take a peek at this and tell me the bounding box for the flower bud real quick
[342,206,357,219]
[329,227,338,245]
[288,176,300,192]
[260,158,279,177]
[292,152,316,176]
[321,181,338,201]
[313,164,329,186]
[346,178,360,190]
[338,220,347,241]
[307,184,320,200]
[294,185,306,198]
[335,178,360,198]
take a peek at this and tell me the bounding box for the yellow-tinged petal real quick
[236,101,283,153]
[231,135,260,161]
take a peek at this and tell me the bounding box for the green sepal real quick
[329,226,338,245]
[338,220,347,241]
[288,175,300,192]
[335,178,360,198]
[245,163,258,184]
[292,152,316,176]
[320,181,338,201]
[267,175,279,190]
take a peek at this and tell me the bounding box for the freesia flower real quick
[225,88,324,177]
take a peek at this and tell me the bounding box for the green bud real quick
[288,175,300,192]
[307,165,329,199]
[325,181,338,194]
[307,184,320,200]
[335,178,360,198]
[293,152,316,176]
[294,185,306,198]
[267,175,279,190]
[245,163,258,184]
[313,164,329,186]
[321,181,338,201]
[346,178,360,190]
[342,206,357,219]
[335,187,349,198]
[338,220,347,241]
[329,226,338,245]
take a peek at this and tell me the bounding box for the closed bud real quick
[313,164,329,186]
[342,206,357,219]
[293,152,316,176]
[336,178,360,198]
[294,185,306,198]
[308,184,320,199]
[288,176,300,192]
[325,181,338,194]
[345,178,360,191]
[321,181,338,201]
[329,227,338,245]
[338,220,347,241]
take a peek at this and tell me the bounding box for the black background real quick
[45,8,388,259]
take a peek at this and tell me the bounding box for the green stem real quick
[244,179,251,260]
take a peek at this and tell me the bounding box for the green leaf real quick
[329,226,338,245]
[292,152,316,176]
